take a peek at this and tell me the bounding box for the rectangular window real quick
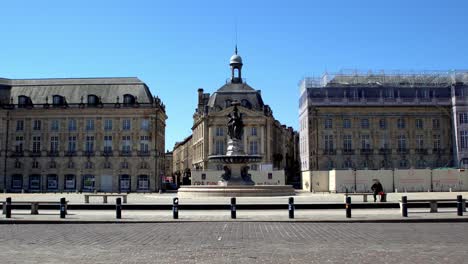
[343,119,351,129]
[104,119,113,131]
[50,136,59,153]
[16,120,24,131]
[50,119,59,131]
[343,135,352,150]
[65,175,75,190]
[12,175,23,189]
[324,135,334,150]
[140,135,149,153]
[121,135,131,153]
[416,119,423,129]
[68,119,77,131]
[215,127,224,137]
[325,119,332,129]
[249,140,259,154]
[433,135,441,150]
[432,119,440,129]
[380,136,389,149]
[15,136,24,153]
[398,135,407,150]
[361,135,370,149]
[33,120,41,130]
[251,127,257,136]
[86,119,95,131]
[68,136,77,153]
[461,131,468,149]
[397,119,405,129]
[215,140,225,154]
[85,136,94,153]
[379,119,386,129]
[137,175,149,190]
[141,119,149,130]
[460,113,468,124]
[122,119,131,130]
[104,135,113,153]
[32,136,41,153]
[361,119,369,129]
[416,135,424,149]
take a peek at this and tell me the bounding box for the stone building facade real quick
[299,71,468,179]
[172,135,192,185]
[0,77,167,192]
[173,49,299,185]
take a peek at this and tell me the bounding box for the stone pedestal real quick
[226,139,242,156]
[218,164,254,186]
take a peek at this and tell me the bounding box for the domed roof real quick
[230,54,242,65]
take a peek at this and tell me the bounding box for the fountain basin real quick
[177,185,295,197]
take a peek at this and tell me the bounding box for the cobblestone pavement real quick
[0,223,466,264]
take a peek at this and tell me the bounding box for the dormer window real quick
[18,95,32,108]
[87,94,100,106]
[241,99,252,109]
[123,94,135,106]
[52,95,66,107]
[225,99,232,108]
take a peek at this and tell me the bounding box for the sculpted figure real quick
[227,103,244,140]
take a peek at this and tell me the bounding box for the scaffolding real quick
[301,70,468,89]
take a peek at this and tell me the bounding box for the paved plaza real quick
[0,222,467,264]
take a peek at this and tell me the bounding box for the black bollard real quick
[60,198,66,219]
[401,196,408,217]
[457,195,463,216]
[289,197,294,219]
[5,197,11,218]
[345,196,351,218]
[116,198,122,219]
[231,197,236,219]
[173,197,179,219]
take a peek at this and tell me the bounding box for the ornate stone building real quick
[299,71,468,178]
[173,49,299,184]
[0,77,167,192]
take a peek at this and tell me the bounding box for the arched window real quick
[123,94,135,106]
[225,99,232,108]
[52,95,65,106]
[18,95,32,108]
[241,99,252,109]
[87,94,99,106]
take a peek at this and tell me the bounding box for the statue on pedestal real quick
[227,102,243,141]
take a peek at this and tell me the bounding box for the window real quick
[32,160,39,169]
[68,136,77,153]
[119,175,131,192]
[67,161,75,169]
[87,95,99,106]
[416,135,424,149]
[122,119,131,130]
[398,135,406,150]
[86,119,94,131]
[215,127,224,136]
[343,119,351,129]
[361,135,370,149]
[141,119,149,130]
[82,175,95,192]
[325,119,332,129]
[50,119,59,131]
[68,119,77,131]
[140,136,149,153]
[379,119,386,129]
[18,95,31,107]
[85,136,94,153]
[432,119,440,129]
[140,161,149,169]
[249,140,259,154]
[399,159,408,168]
[50,136,59,153]
[104,135,113,153]
[15,136,24,153]
[104,161,112,169]
[29,175,41,189]
[32,136,41,153]
[324,135,334,151]
[11,174,23,189]
[344,159,353,169]
[47,175,58,190]
[397,119,405,129]
[343,135,352,150]
[461,131,468,149]
[121,135,131,153]
[64,175,75,190]
[16,120,24,131]
[416,119,423,129]
[123,94,135,106]
[49,161,56,169]
[85,161,93,169]
[380,136,389,149]
[137,175,149,190]
[14,160,22,169]
[52,95,65,106]
[460,113,468,124]
[121,161,129,169]
[433,135,441,150]
[33,120,41,130]
[215,140,225,155]
[251,127,257,136]
[417,160,426,169]
[361,119,369,129]
[104,119,113,130]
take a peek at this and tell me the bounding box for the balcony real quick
[48,151,59,157]
[138,151,151,156]
[397,148,408,154]
[30,151,41,157]
[120,150,132,156]
[415,148,428,155]
[65,151,76,157]
[379,148,391,155]
[11,151,24,157]
[342,149,355,155]
[360,149,373,155]
[84,151,95,157]
[433,148,445,155]
[102,150,113,157]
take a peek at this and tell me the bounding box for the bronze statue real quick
[227,102,244,140]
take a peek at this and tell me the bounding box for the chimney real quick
[197,88,204,112]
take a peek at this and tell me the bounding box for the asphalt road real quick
[0,222,466,264]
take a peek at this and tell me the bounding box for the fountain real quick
[177,101,295,197]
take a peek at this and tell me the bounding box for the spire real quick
[235,45,238,55]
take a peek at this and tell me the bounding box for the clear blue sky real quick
[1,0,467,150]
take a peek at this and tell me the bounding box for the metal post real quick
[173,197,179,219]
[231,197,236,219]
[345,196,351,218]
[116,198,122,219]
[457,195,463,216]
[60,197,66,219]
[289,197,294,219]
[401,196,408,217]
[6,197,11,218]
